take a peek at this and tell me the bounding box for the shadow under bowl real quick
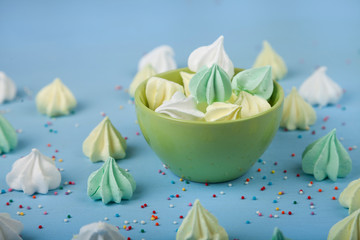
[135,68,284,183]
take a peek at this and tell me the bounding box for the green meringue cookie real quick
[231,65,273,100]
[302,129,352,181]
[272,227,291,240]
[328,208,360,240]
[189,64,232,105]
[87,157,136,204]
[0,114,17,154]
[339,178,360,214]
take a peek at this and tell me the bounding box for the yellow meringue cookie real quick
[204,102,241,122]
[233,91,271,118]
[145,77,184,110]
[253,41,287,81]
[129,64,157,97]
[280,87,316,130]
[36,78,76,117]
[179,71,194,97]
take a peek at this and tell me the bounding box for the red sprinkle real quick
[141,205,144,208]
[205,183,209,186]
[124,137,128,140]
[296,174,300,177]
[144,203,148,207]
[260,186,266,191]
[334,186,339,190]
[179,215,183,219]
[175,194,180,198]
[349,147,353,151]
[307,196,312,200]
[283,170,287,173]
[332,196,336,200]
[6,202,10,206]
[152,210,156,214]
[323,116,329,122]
[288,211,292,215]
[241,196,245,200]
[19,205,23,208]
[291,153,295,157]
[38,225,43,229]
[257,168,261,172]
[155,222,159,226]
[213,194,216,198]
[312,130,316,135]
[47,144,51,147]
[318,189,323,192]
[321,126,326,130]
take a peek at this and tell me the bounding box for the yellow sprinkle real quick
[182,188,186,191]
[271,170,275,174]
[119,105,124,109]
[20,212,24,216]
[276,207,280,211]
[123,225,126,229]
[278,192,283,195]
[151,217,155,221]
[59,159,63,162]
[179,178,183,182]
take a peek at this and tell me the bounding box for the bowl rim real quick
[134,67,284,125]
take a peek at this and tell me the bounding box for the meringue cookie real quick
[73,222,125,240]
[0,114,17,154]
[180,71,194,97]
[231,66,273,100]
[272,227,291,240]
[328,208,360,240]
[253,41,287,81]
[299,66,343,107]
[302,129,352,181]
[138,45,177,73]
[339,178,360,214]
[155,91,205,121]
[6,148,61,195]
[0,71,17,104]
[176,199,228,240]
[0,213,23,240]
[83,117,127,162]
[188,35,234,78]
[145,77,184,110]
[189,64,232,105]
[280,87,316,130]
[36,78,77,117]
[87,157,136,204]
[204,102,241,122]
[129,64,157,97]
[233,91,271,118]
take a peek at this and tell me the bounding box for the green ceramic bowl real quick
[135,68,284,183]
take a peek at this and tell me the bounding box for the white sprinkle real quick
[256,210,260,214]
[38,205,43,209]
[228,183,232,187]
[125,169,129,172]
[353,145,358,149]
[75,123,79,128]
[277,196,281,200]
[133,220,137,223]
[283,176,288,180]
[310,205,315,209]
[64,182,68,185]
[59,168,64,172]
[16,211,20,215]
[104,217,109,221]
[16,129,23,133]
[262,161,266,165]
[339,137,344,141]
[140,220,146,225]
[64,219,69,223]
[245,182,249,185]
[67,190,72,193]
[220,191,224,195]
[169,204,174,208]
[250,176,254,179]
[299,191,304,195]
[124,220,129,224]
[173,221,178,225]
[274,214,279,218]
[308,184,313,187]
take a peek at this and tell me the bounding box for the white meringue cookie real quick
[0,71,17,104]
[138,45,177,73]
[73,222,125,240]
[188,35,234,78]
[6,148,61,195]
[204,102,241,122]
[299,66,343,107]
[155,91,204,121]
[233,91,271,118]
[145,77,184,110]
[179,71,194,97]
[0,213,23,240]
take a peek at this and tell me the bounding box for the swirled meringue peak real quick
[231,66,273,100]
[129,64,157,97]
[328,208,360,240]
[155,91,204,121]
[87,157,136,204]
[339,178,360,214]
[272,227,291,240]
[280,87,316,130]
[253,41,287,81]
[176,199,228,240]
[6,148,61,195]
[145,77,184,110]
[0,71,17,104]
[180,71,194,97]
[204,102,241,122]
[83,117,127,163]
[188,35,234,78]
[232,91,271,118]
[189,64,232,105]
[0,213,23,240]
[73,222,125,240]
[299,66,343,107]
[138,45,177,73]
[0,114,17,154]
[36,78,76,117]
[302,129,351,181]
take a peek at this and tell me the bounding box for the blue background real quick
[0,0,359,239]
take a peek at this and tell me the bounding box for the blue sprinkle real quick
[49,129,53,132]
[252,196,257,200]
[268,182,273,186]
[258,159,263,163]
[54,130,58,134]
[298,135,302,139]
[273,200,278,203]
[170,195,175,198]
[262,176,267,180]
[1,189,6,194]
[246,220,251,224]
[171,181,175,184]
[115,213,120,217]
[44,124,48,127]
[342,107,346,111]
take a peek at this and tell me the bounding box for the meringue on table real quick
[339,178,360,214]
[6,148,61,195]
[0,71,17,104]
[138,45,177,73]
[36,78,77,117]
[188,35,234,78]
[0,114,17,154]
[328,208,360,240]
[73,222,125,240]
[0,213,23,240]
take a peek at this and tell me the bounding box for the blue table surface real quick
[1,1,360,239]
